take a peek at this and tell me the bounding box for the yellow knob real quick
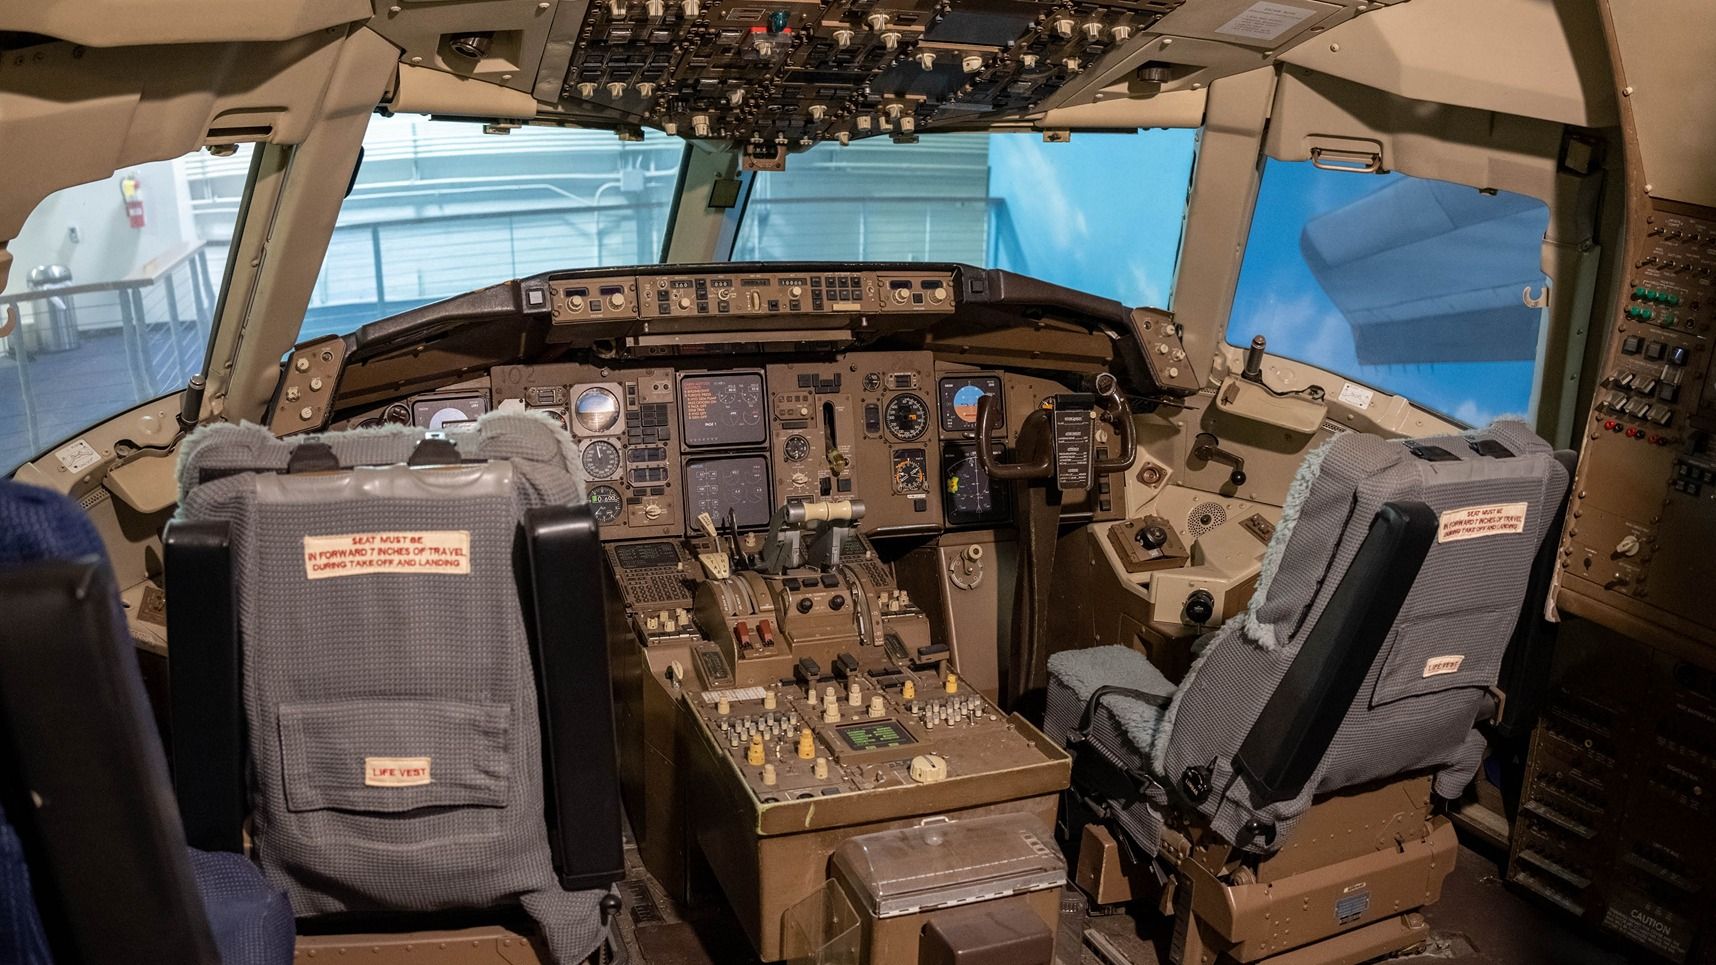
[902,680,916,701]
[747,734,765,766]
[945,672,959,695]
[798,727,816,759]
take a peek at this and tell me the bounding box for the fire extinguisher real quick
[120,172,146,229]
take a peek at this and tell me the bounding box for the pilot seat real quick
[165,412,624,964]
[0,479,295,965]
[1046,420,1571,964]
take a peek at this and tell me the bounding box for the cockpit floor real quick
[610,844,1631,965]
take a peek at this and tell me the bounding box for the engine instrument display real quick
[836,720,917,752]
[588,484,624,524]
[939,375,1003,433]
[686,455,773,528]
[573,387,622,434]
[884,393,930,441]
[681,373,766,448]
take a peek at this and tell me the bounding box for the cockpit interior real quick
[1,2,1713,964]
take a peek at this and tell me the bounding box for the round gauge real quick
[588,485,624,524]
[544,408,570,432]
[893,453,927,493]
[573,387,621,433]
[382,402,412,425]
[783,434,811,463]
[864,373,882,391]
[884,393,930,441]
[582,440,621,479]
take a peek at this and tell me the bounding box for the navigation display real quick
[680,373,766,448]
[938,375,1003,433]
[685,455,772,528]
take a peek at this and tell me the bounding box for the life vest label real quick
[364,757,432,787]
[1423,655,1466,678]
[1436,502,1527,543]
[302,531,471,579]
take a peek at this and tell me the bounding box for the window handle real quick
[1310,146,1382,174]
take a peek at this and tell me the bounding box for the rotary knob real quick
[1053,17,1075,37]
[917,51,936,70]
[1137,524,1169,550]
[1183,589,1216,625]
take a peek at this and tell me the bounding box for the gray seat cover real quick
[1050,420,1568,854]
[175,413,606,963]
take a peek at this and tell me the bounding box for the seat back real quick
[0,480,222,965]
[167,414,620,964]
[1152,421,1570,850]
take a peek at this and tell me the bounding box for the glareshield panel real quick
[1229,159,1552,426]
[1,145,255,476]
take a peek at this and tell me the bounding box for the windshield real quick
[1228,158,1552,426]
[300,115,687,341]
[1,145,255,477]
[730,130,1197,308]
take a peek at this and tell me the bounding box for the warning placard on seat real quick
[303,531,471,579]
[1436,503,1527,543]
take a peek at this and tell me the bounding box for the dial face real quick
[383,402,412,425]
[588,485,624,524]
[573,387,621,433]
[582,440,621,479]
[783,434,811,462]
[892,449,928,493]
[884,393,930,441]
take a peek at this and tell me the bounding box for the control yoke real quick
[975,371,1137,486]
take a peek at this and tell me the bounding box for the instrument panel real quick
[470,351,1120,541]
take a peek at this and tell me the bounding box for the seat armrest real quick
[164,519,247,854]
[522,504,625,890]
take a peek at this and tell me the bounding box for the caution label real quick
[302,531,471,579]
[1436,503,1527,543]
[364,756,432,787]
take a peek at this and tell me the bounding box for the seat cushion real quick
[1045,645,1175,760]
[190,851,296,965]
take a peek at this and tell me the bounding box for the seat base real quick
[294,925,549,963]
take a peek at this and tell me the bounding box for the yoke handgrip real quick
[975,395,1052,480]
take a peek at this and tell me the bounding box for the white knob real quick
[833,28,853,47]
[663,121,678,135]
[823,701,841,723]
[1083,21,1103,40]
[849,681,863,706]
[814,757,829,779]
[1063,56,1081,72]
[680,0,698,16]
[577,82,597,98]
[692,114,711,136]
[1110,24,1132,42]
[809,104,827,121]
[763,690,777,710]
[962,54,983,73]
[1054,17,1074,37]
[755,39,774,58]
[1616,535,1642,557]
[294,357,311,373]
[728,87,745,106]
[637,81,656,97]
[867,12,888,31]
[885,103,903,120]
[918,51,936,70]
[1021,53,1038,69]
[869,695,885,718]
[881,31,900,50]
[606,81,627,98]
[609,0,627,16]
[646,0,663,14]
[838,131,851,145]
[608,291,625,309]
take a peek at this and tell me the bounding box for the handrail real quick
[0,241,206,305]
